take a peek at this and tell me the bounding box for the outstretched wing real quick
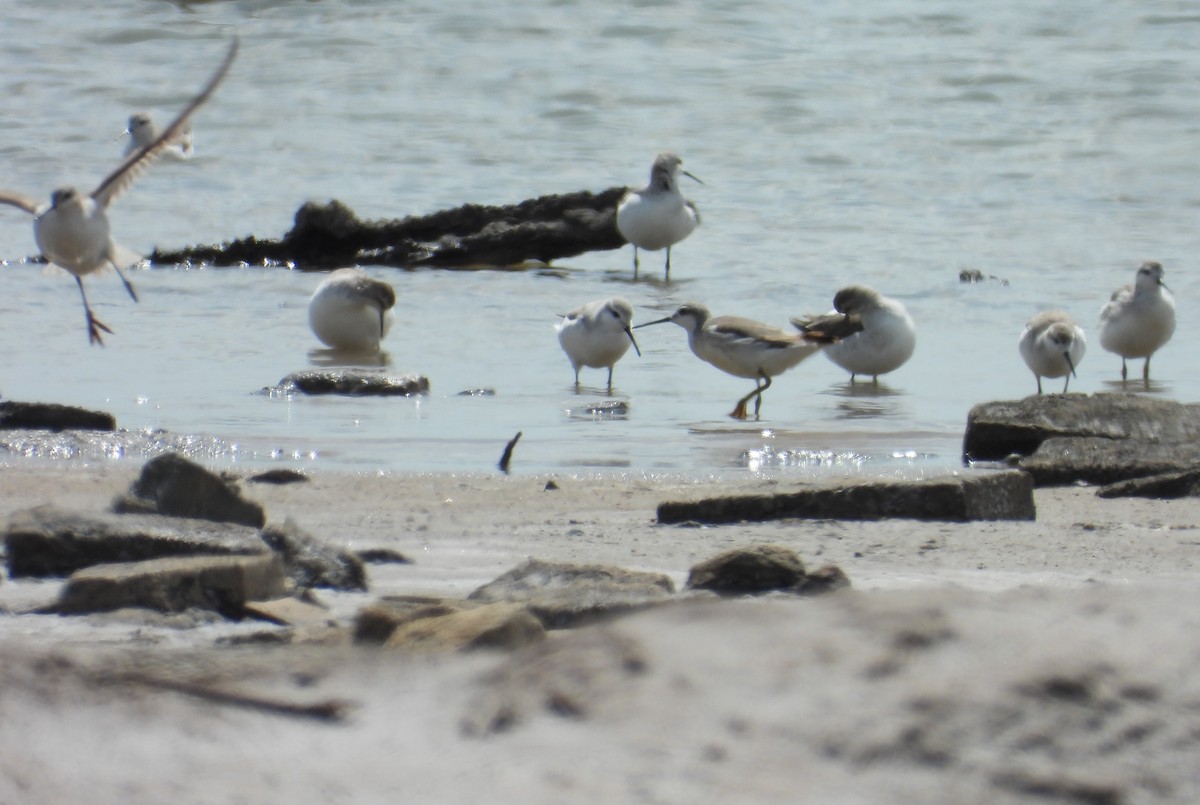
[92,37,239,209]
[0,190,42,216]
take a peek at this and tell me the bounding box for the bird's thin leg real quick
[1120,358,1128,382]
[77,276,113,346]
[731,374,769,420]
[110,260,139,303]
[573,367,581,391]
[606,367,614,394]
[1143,357,1152,386]
[632,246,640,279]
[664,247,672,281]
[752,374,772,419]
[1062,375,1070,394]
[1036,376,1043,395]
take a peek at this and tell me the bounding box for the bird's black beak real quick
[625,328,642,357]
[681,169,704,185]
[633,316,672,330]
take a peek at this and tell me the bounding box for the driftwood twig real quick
[499,431,523,473]
[116,672,354,723]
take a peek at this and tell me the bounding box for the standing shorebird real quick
[1019,310,1086,394]
[123,112,194,160]
[635,302,861,420]
[556,297,642,392]
[616,153,701,280]
[793,285,916,384]
[1098,260,1176,385]
[308,268,396,351]
[0,39,238,345]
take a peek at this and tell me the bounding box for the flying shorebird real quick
[1019,310,1086,394]
[0,38,239,346]
[1098,260,1176,385]
[308,268,396,351]
[792,284,916,384]
[635,302,862,420]
[556,297,642,392]
[616,153,701,281]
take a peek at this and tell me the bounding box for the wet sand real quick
[2,463,1199,803]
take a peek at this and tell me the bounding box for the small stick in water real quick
[498,431,522,473]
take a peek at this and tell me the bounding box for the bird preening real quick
[792,285,916,385]
[308,268,397,353]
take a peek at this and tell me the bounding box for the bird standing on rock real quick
[635,302,862,420]
[616,153,701,280]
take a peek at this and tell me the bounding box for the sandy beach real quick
[2,463,1200,803]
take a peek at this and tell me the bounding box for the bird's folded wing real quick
[710,319,798,348]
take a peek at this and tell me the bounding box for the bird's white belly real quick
[616,194,697,251]
[309,294,392,350]
[557,321,631,369]
[825,311,916,376]
[1020,334,1083,379]
[691,334,816,379]
[1099,299,1175,358]
[34,206,111,275]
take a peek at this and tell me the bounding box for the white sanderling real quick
[794,285,916,384]
[308,268,396,351]
[635,302,860,420]
[0,39,238,345]
[556,297,642,392]
[1019,310,1086,394]
[124,112,193,159]
[1098,260,1176,384]
[616,153,701,280]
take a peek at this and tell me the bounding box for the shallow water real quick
[1,0,1197,478]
